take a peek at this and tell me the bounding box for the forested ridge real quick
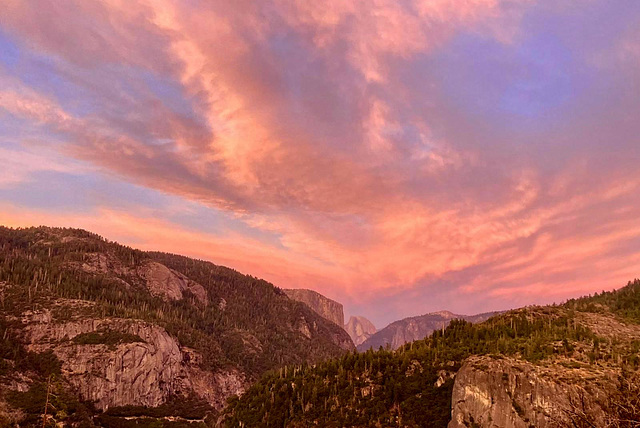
[224,281,640,427]
[0,226,352,426]
[0,226,350,375]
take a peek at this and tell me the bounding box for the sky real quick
[1,0,640,328]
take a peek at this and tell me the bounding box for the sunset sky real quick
[1,0,640,327]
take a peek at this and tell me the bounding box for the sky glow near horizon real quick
[1,0,640,327]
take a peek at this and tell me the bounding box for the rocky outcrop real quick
[358,311,498,351]
[186,367,246,410]
[76,252,131,277]
[137,260,208,305]
[17,300,243,411]
[73,254,209,305]
[344,316,376,346]
[449,356,612,428]
[283,289,344,327]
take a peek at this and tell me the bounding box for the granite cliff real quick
[449,355,611,428]
[449,309,640,427]
[16,300,246,412]
[282,288,345,327]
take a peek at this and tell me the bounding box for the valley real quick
[1,226,639,427]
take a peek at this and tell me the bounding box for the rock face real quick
[344,316,376,346]
[449,356,611,428]
[18,300,244,411]
[137,260,208,305]
[75,254,209,305]
[283,289,344,327]
[358,311,498,351]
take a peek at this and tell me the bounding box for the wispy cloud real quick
[1,0,640,325]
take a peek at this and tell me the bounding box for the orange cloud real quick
[2,0,640,324]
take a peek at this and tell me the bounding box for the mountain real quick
[282,291,378,347]
[283,288,345,327]
[0,226,353,426]
[224,280,640,427]
[358,310,498,351]
[345,315,377,346]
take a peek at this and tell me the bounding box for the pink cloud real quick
[1,0,640,323]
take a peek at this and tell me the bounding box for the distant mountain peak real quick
[344,315,377,346]
[358,310,498,351]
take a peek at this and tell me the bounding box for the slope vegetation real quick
[0,226,353,426]
[224,281,640,427]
